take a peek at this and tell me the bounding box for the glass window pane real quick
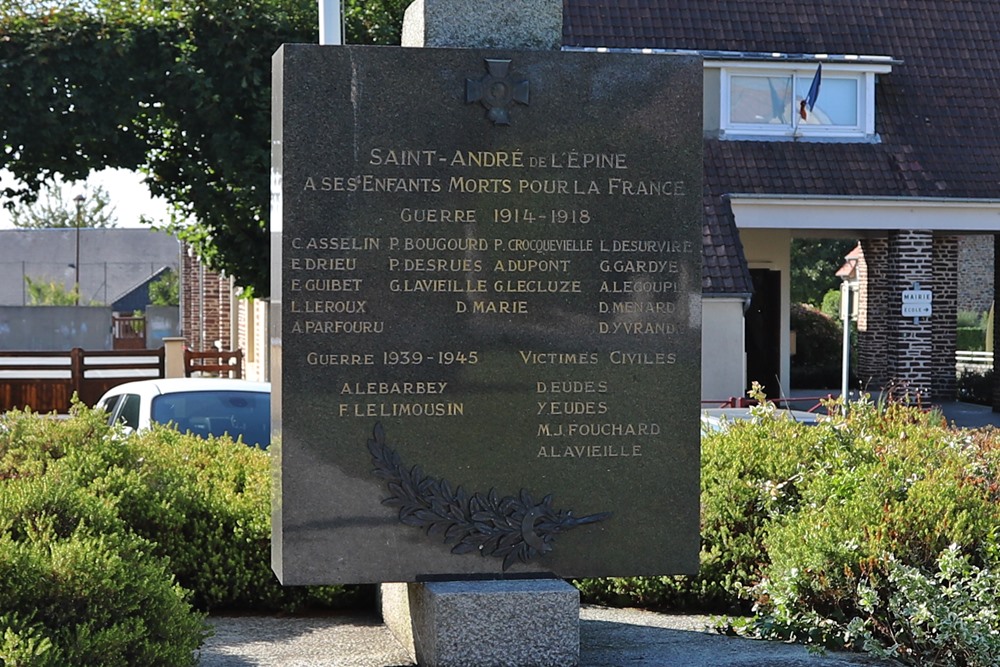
[152,390,271,448]
[730,75,792,125]
[119,394,141,430]
[796,76,858,126]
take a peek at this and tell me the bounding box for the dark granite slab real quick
[271,44,702,584]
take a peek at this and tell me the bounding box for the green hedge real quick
[577,398,1000,665]
[7,399,1000,665]
[957,327,986,351]
[0,404,363,664]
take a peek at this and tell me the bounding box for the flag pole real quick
[319,0,343,45]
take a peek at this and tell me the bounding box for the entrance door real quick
[745,269,782,397]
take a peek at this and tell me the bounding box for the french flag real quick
[799,64,822,120]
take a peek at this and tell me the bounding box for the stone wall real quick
[957,235,994,314]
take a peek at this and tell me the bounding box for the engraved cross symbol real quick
[466,58,529,126]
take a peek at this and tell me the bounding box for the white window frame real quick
[714,60,891,140]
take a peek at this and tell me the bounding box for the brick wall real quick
[856,232,958,401]
[857,238,888,389]
[931,236,958,400]
[180,245,234,352]
[886,230,934,400]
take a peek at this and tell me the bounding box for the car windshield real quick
[151,390,270,448]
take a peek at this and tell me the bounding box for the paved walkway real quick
[198,606,897,666]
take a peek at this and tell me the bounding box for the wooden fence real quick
[184,350,244,378]
[0,348,165,414]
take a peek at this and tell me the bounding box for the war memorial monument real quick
[271,1,703,663]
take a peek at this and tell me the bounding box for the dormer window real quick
[711,55,895,140]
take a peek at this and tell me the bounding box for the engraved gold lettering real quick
[598,301,676,314]
[340,382,448,395]
[536,444,642,458]
[608,351,677,364]
[599,259,679,273]
[606,179,686,196]
[369,148,438,166]
[535,381,608,393]
[306,352,375,366]
[450,150,524,168]
[337,402,465,417]
[470,300,528,314]
[400,208,477,223]
[598,322,678,335]
[299,320,384,334]
[518,351,599,365]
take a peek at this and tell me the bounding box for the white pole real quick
[318,0,343,45]
[840,281,851,402]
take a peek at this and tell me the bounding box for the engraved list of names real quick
[271,45,703,585]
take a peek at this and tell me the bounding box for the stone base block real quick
[380,579,579,667]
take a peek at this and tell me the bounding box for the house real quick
[0,228,179,307]
[0,228,180,350]
[563,0,998,403]
[208,1,999,398]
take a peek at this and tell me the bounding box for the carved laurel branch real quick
[367,422,611,571]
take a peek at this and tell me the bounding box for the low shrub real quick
[0,474,206,666]
[957,327,986,351]
[578,398,841,613]
[790,303,852,389]
[848,545,1000,666]
[0,403,364,662]
[720,402,1000,657]
[957,367,993,406]
[580,398,1000,664]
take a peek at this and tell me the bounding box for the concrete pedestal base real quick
[380,579,580,667]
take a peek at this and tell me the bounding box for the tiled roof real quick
[564,0,1000,294]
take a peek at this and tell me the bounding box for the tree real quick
[24,276,80,305]
[11,182,117,228]
[790,239,857,307]
[0,0,408,296]
[148,269,179,306]
[344,0,409,44]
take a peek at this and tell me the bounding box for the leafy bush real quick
[0,475,206,666]
[578,398,840,613]
[720,402,1000,656]
[957,310,989,329]
[957,368,994,406]
[957,327,986,351]
[790,302,852,388]
[0,403,363,662]
[848,545,1000,666]
[579,398,1000,664]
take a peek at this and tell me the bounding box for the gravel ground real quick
[197,605,899,667]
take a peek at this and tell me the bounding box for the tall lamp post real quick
[839,258,859,402]
[73,194,85,306]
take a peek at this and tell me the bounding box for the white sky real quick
[0,168,172,229]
